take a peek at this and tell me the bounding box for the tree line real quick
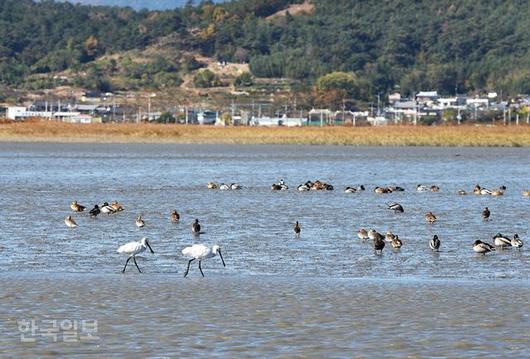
[0,0,528,97]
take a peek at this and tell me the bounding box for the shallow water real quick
[1,143,529,356]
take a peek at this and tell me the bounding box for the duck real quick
[391,235,403,249]
[425,211,437,224]
[344,186,357,193]
[171,210,180,222]
[135,215,145,228]
[429,235,441,251]
[457,189,467,195]
[100,202,116,215]
[482,207,490,220]
[280,183,289,190]
[230,183,242,190]
[511,234,523,249]
[430,185,440,192]
[473,185,482,195]
[219,183,230,190]
[493,233,512,247]
[271,183,282,191]
[473,240,494,255]
[385,231,396,243]
[357,228,369,240]
[207,182,218,189]
[89,204,100,217]
[522,190,530,197]
[417,184,429,192]
[65,215,78,228]
[111,201,124,212]
[480,188,492,195]
[491,189,504,196]
[192,219,201,234]
[294,221,301,237]
[70,201,85,212]
[388,186,405,192]
[374,186,388,194]
[387,202,404,213]
[367,229,383,241]
[373,236,385,254]
[357,185,366,191]
[297,184,310,192]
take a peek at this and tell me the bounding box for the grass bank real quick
[1,120,529,146]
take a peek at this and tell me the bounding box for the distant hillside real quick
[58,0,227,10]
[1,0,529,98]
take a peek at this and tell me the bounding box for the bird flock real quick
[64,181,527,275]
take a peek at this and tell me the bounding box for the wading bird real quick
[117,237,154,273]
[182,244,226,277]
[65,215,77,228]
[429,235,441,251]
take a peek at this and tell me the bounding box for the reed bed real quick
[1,120,529,147]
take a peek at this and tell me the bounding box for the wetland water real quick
[0,143,529,357]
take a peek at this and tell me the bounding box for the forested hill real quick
[58,0,227,10]
[1,0,529,95]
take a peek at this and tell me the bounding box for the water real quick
[1,143,529,357]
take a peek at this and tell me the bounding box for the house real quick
[250,115,306,127]
[197,110,219,125]
[416,91,439,105]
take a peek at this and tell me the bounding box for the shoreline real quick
[1,120,530,146]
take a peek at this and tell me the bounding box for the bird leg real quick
[133,256,142,273]
[198,261,205,277]
[122,257,132,273]
[184,259,195,277]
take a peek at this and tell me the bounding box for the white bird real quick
[219,183,230,190]
[117,237,155,273]
[65,215,77,228]
[182,244,226,277]
[230,183,242,190]
[135,215,145,228]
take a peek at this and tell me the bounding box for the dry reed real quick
[1,120,529,147]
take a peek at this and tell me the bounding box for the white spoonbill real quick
[182,244,225,277]
[117,237,154,273]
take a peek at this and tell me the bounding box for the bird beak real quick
[146,241,154,254]
[218,249,226,267]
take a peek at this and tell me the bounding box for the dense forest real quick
[1,0,529,97]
